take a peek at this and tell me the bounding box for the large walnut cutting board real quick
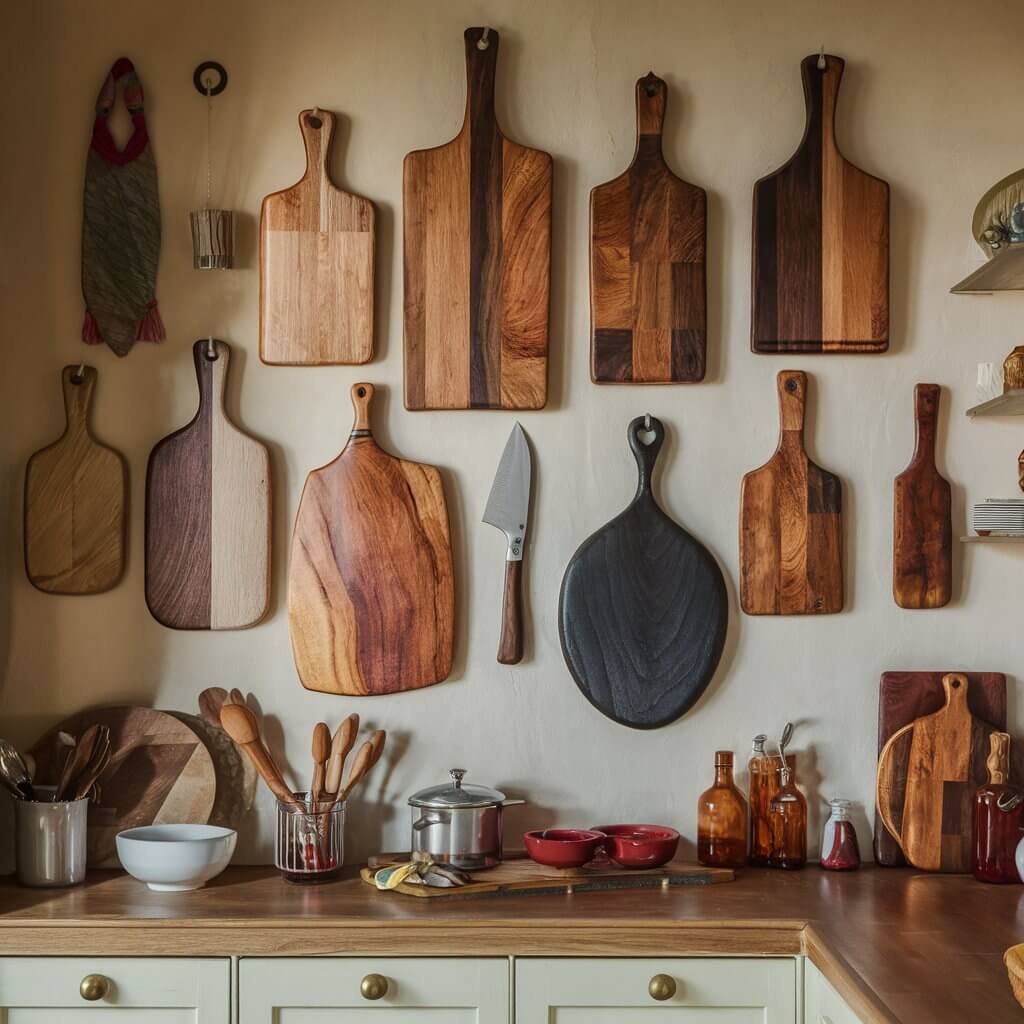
[288,383,455,695]
[590,73,706,383]
[752,54,889,353]
[403,27,552,410]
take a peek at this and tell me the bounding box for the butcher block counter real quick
[0,865,1019,1022]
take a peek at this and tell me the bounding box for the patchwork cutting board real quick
[403,27,552,410]
[752,54,889,353]
[260,108,375,365]
[24,366,126,594]
[146,339,271,630]
[740,370,843,614]
[288,383,455,695]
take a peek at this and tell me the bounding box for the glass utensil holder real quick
[276,794,344,884]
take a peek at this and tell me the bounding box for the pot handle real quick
[500,799,526,807]
[412,812,447,832]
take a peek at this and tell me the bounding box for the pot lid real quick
[409,768,506,809]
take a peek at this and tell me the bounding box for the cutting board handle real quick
[635,72,667,136]
[297,108,335,184]
[62,365,97,430]
[801,53,845,151]
[910,383,940,466]
[941,672,969,712]
[776,370,807,436]
[463,27,498,122]
[627,415,665,497]
[350,382,375,434]
[190,338,228,411]
[875,721,914,852]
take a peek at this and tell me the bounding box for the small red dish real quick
[592,824,680,869]
[524,829,606,869]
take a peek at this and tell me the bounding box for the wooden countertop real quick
[0,865,1019,1022]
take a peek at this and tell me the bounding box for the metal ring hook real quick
[644,413,652,431]
[817,45,826,70]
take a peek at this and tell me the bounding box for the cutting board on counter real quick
[751,54,889,353]
[590,73,706,383]
[24,366,126,594]
[740,370,843,614]
[558,416,727,729]
[288,383,455,695]
[146,340,271,630]
[259,109,374,365]
[403,27,552,410]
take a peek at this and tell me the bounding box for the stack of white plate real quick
[972,499,1024,536]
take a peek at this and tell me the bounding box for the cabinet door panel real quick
[803,961,863,1023]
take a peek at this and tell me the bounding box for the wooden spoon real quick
[72,729,112,800]
[229,688,245,707]
[337,739,375,803]
[198,687,229,729]
[219,703,298,807]
[56,724,100,801]
[310,722,331,804]
[324,714,359,795]
[368,729,386,770]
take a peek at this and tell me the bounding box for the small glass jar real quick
[748,735,783,867]
[820,799,860,871]
[768,767,807,870]
[276,794,345,884]
[697,750,749,868]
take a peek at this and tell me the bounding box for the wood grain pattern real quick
[740,370,842,614]
[752,55,889,353]
[146,340,271,630]
[558,416,727,729]
[893,384,952,608]
[403,28,552,410]
[590,73,706,383]
[288,383,455,695]
[24,366,126,594]
[260,109,375,365]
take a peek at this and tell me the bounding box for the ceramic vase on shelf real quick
[697,751,748,869]
[973,732,1022,884]
[768,766,807,870]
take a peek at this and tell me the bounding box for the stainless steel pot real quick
[409,768,524,870]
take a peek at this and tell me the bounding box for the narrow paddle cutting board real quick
[24,366,126,594]
[558,416,727,729]
[288,383,455,695]
[740,370,843,614]
[893,384,952,609]
[752,54,889,353]
[260,108,375,365]
[146,340,271,630]
[591,73,706,383]
[404,27,552,410]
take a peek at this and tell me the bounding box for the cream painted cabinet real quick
[803,961,862,1024]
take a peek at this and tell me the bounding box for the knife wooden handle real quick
[497,558,523,665]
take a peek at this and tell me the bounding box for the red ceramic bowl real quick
[524,829,606,869]
[592,824,680,869]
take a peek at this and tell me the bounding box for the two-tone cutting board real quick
[288,383,455,695]
[740,370,843,614]
[260,108,375,365]
[146,340,271,630]
[590,73,706,383]
[752,54,889,353]
[404,27,552,410]
[24,366,126,594]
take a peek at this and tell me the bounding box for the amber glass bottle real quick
[697,751,749,868]
[768,766,807,870]
[972,732,1023,884]
[748,735,783,867]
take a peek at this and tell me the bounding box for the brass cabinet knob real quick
[80,974,110,1002]
[648,973,677,1001]
[360,973,389,1000]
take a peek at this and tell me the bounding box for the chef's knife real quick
[483,423,532,664]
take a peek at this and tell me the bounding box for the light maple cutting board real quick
[260,108,375,365]
[146,340,271,630]
[288,383,455,695]
[24,366,126,594]
[404,27,552,410]
[590,73,706,383]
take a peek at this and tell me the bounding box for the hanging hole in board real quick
[192,61,228,97]
[477,27,491,50]
[356,386,367,398]
[645,81,657,97]
[785,378,798,393]
[307,110,323,130]
[205,337,218,361]
[70,364,86,385]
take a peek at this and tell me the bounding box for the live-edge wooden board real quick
[146,340,271,630]
[260,108,375,365]
[404,27,552,410]
[24,365,126,594]
[591,73,706,383]
[752,54,889,353]
[288,383,455,695]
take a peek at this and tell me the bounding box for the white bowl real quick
[116,824,237,892]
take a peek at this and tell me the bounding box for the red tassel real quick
[136,301,165,343]
[81,310,103,345]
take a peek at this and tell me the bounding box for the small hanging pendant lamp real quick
[190,61,234,269]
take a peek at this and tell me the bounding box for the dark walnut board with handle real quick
[752,54,889,353]
[590,73,706,383]
[403,28,552,410]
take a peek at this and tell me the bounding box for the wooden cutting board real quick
[259,108,375,365]
[146,340,271,630]
[740,370,843,614]
[403,27,552,410]
[893,384,952,609]
[558,416,727,729]
[877,674,996,872]
[874,670,1007,866]
[590,73,706,383]
[752,54,889,353]
[288,383,455,695]
[24,366,126,594]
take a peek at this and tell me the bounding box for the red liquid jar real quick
[820,799,860,871]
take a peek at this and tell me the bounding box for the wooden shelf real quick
[960,535,1024,543]
[965,390,1024,417]
[951,246,1024,294]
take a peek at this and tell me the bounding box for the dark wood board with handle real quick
[751,54,889,353]
[893,384,952,609]
[739,370,843,614]
[558,416,727,729]
[404,27,552,410]
[590,73,706,383]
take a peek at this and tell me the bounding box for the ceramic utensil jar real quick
[15,786,87,887]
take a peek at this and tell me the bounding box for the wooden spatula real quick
[310,722,331,804]
[219,703,297,807]
[56,724,101,800]
[324,714,359,796]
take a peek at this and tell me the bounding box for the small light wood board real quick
[145,340,271,630]
[590,73,706,383]
[752,55,889,353]
[288,383,455,695]
[24,366,126,594]
[259,109,375,365]
[403,28,552,410]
